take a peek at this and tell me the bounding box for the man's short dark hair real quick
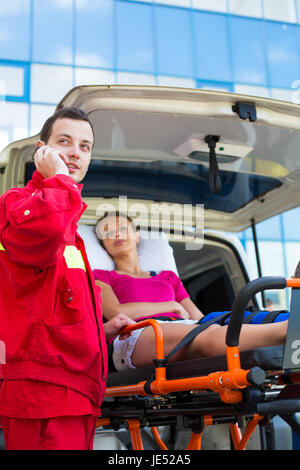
[40,107,95,144]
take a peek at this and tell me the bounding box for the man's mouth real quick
[67,163,80,171]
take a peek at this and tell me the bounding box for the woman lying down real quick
[93,212,288,372]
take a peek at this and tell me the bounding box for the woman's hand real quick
[103,313,135,340]
[171,301,190,319]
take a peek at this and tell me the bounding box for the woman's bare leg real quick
[189,320,288,358]
[131,323,219,367]
[131,321,288,367]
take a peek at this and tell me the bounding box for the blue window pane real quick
[255,216,282,240]
[265,22,300,88]
[282,207,300,240]
[75,0,114,68]
[0,1,30,61]
[155,6,194,77]
[243,216,282,240]
[32,0,73,64]
[229,17,267,85]
[193,11,232,82]
[116,2,154,73]
[197,80,233,91]
[0,61,29,102]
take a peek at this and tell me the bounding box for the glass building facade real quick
[1,0,300,307]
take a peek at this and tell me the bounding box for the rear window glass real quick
[25,160,282,214]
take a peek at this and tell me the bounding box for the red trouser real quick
[1,415,97,450]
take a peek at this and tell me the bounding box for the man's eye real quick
[81,144,91,151]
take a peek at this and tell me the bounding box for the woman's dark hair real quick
[40,107,95,144]
[95,211,139,248]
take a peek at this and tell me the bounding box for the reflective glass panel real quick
[192,0,227,12]
[32,0,73,64]
[0,1,30,61]
[193,11,232,82]
[228,0,263,18]
[75,68,115,86]
[0,64,24,97]
[116,1,154,73]
[234,84,270,97]
[75,0,114,68]
[117,72,155,85]
[158,76,196,87]
[155,5,194,76]
[198,80,233,91]
[0,101,28,143]
[263,0,297,23]
[282,207,300,240]
[285,242,300,277]
[265,22,300,88]
[31,64,73,103]
[229,17,267,85]
[30,103,56,136]
[256,216,282,240]
[157,0,191,6]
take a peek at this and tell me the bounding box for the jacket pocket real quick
[37,315,101,374]
[11,188,70,225]
[52,283,87,326]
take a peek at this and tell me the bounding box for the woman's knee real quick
[132,322,226,366]
[192,324,225,357]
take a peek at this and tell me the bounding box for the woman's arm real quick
[96,280,190,320]
[180,297,204,321]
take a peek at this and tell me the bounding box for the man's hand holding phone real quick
[34,145,70,179]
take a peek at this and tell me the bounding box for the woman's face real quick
[98,216,139,258]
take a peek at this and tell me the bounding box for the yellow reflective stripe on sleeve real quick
[0,243,5,251]
[63,245,86,271]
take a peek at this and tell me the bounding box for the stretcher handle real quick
[226,276,286,347]
[120,318,164,360]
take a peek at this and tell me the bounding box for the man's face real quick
[44,117,94,183]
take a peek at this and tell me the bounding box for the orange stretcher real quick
[97,274,300,451]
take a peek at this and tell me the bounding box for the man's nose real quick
[67,145,81,160]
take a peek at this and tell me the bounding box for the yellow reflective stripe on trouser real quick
[0,243,5,251]
[63,245,86,271]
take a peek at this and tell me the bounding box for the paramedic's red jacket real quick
[0,171,108,412]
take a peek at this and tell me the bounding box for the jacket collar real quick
[30,170,84,192]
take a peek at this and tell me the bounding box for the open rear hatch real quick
[1,85,300,233]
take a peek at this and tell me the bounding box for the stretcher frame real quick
[97,275,300,451]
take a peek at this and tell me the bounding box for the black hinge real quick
[232,102,257,122]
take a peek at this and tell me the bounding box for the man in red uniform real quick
[0,107,133,450]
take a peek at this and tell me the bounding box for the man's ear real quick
[36,140,45,148]
[32,140,45,160]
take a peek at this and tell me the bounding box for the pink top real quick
[93,270,189,321]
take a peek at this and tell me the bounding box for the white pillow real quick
[77,224,178,274]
